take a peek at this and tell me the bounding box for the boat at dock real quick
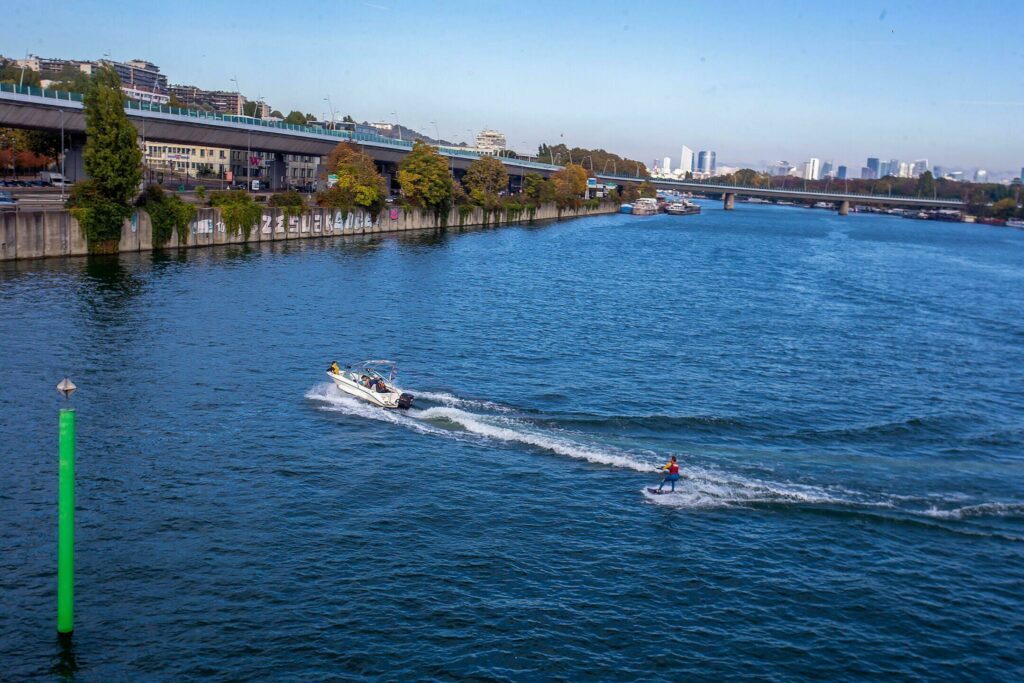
[665,200,701,215]
[630,198,659,216]
[619,203,634,214]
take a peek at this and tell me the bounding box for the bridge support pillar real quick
[63,134,87,184]
[723,192,736,210]
[266,153,286,192]
[838,200,850,216]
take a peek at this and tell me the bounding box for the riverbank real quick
[0,201,618,261]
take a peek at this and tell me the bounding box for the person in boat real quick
[360,375,371,387]
[329,361,341,375]
[375,378,388,393]
[657,455,682,492]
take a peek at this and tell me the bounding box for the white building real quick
[911,159,929,178]
[662,157,672,174]
[803,158,821,180]
[679,145,694,174]
[475,129,507,153]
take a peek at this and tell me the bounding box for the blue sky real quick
[4,0,1023,173]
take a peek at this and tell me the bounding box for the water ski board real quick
[647,488,667,495]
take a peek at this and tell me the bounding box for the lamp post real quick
[323,97,335,126]
[56,377,77,636]
[59,108,66,201]
[390,112,401,141]
[430,121,440,143]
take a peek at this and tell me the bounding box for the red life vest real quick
[668,462,679,475]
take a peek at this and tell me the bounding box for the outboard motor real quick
[397,393,414,410]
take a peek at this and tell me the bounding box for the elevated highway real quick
[0,85,558,187]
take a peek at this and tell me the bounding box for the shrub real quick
[209,190,262,239]
[137,184,195,248]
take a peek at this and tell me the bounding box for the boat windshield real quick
[349,360,398,382]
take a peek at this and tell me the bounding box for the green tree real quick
[523,173,555,205]
[68,65,142,251]
[316,142,387,217]
[342,114,355,123]
[734,168,759,186]
[915,170,936,197]
[270,110,284,119]
[284,110,308,125]
[396,140,453,216]
[463,155,508,205]
[0,61,41,87]
[242,101,262,118]
[168,93,183,108]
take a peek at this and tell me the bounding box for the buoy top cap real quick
[57,378,77,398]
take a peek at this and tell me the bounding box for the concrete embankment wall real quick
[0,202,617,261]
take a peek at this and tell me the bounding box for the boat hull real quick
[327,371,411,409]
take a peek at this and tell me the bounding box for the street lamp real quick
[390,112,401,141]
[582,156,593,171]
[59,108,65,200]
[323,96,335,126]
[430,121,440,143]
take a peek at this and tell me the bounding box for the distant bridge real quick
[594,174,966,213]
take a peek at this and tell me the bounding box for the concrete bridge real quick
[0,84,558,189]
[594,174,966,214]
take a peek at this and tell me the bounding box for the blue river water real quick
[2,202,1023,680]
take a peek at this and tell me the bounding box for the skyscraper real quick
[663,157,672,174]
[861,166,873,179]
[679,145,694,173]
[911,159,928,178]
[803,158,821,180]
[974,169,988,183]
[837,165,847,180]
[866,157,880,179]
[888,159,900,177]
[879,161,890,178]
[821,160,834,178]
[697,151,710,174]
[709,151,716,174]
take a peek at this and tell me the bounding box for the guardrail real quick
[1,83,561,171]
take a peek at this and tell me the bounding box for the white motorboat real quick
[327,360,413,409]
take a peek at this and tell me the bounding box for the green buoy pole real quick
[57,407,75,635]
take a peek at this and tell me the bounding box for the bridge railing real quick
[0,82,82,101]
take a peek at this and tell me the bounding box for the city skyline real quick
[2,0,1022,173]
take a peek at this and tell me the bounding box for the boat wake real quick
[306,382,654,471]
[306,383,1023,535]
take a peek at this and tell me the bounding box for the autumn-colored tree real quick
[991,197,1018,219]
[316,142,387,217]
[463,155,509,204]
[638,180,657,198]
[396,140,453,215]
[550,163,589,210]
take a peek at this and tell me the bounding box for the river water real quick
[2,202,1023,680]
